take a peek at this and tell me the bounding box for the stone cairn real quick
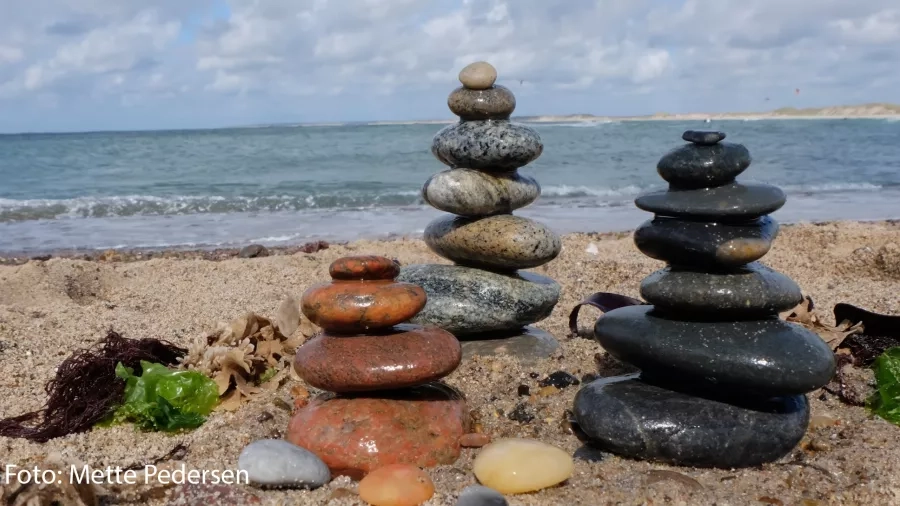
[287,255,469,479]
[397,61,562,361]
[571,130,836,468]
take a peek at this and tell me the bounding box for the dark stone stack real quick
[571,130,836,468]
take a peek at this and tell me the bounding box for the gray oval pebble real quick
[423,168,540,216]
[432,121,543,171]
[457,484,509,506]
[237,439,330,489]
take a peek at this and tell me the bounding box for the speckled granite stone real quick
[448,85,516,120]
[460,327,559,363]
[682,130,726,145]
[571,374,809,468]
[422,168,540,216]
[640,262,803,317]
[424,214,561,270]
[432,121,543,171]
[635,182,786,221]
[634,215,779,268]
[397,264,560,336]
[593,305,836,396]
[657,142,752,189]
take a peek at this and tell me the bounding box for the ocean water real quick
[1,118,899,254]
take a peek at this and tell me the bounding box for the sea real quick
[1,118,899,255]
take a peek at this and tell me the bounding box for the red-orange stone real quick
[301,280,426,333]
[285,384,470,479]
[294,324,461,392]
[329,255,400,281]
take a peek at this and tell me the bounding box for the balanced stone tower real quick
[571,130,836,468]
[287,255,469,478]
[398,61,562,360]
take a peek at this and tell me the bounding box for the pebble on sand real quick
[457,484,509,506]
[472,438,574,494]
[358,464,435,506]
[236,439,330,489]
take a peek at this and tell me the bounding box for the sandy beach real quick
[1,220,899,505]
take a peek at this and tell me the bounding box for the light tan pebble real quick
[473,438,574,494]
[358,464,435,506]
[459,61,497,89]
[809,414,840,429]
[460,433,492,448]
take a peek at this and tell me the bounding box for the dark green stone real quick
[635,183,786,221]
[657,142,751,189]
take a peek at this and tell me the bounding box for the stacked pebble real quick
[398,62,562,360]
[286,255,469,479]
[571,131,837,468]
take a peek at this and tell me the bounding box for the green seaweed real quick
[106,361,219,431]
[868,347,900,426]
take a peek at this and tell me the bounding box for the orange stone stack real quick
[287,255,470,479]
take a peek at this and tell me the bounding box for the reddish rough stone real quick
[286,383,470,479]
[330,255,400,281]
[301,280,426,333]
[295,324,461,392]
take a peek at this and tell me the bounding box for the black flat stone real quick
[634,216,779,268]
[640,262,803,318]
[657,142,751,189]
[593,305,836,396]
[571,374,809,468]
[635,183,786,221]
[682,130,725,145]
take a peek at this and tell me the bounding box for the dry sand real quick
[1,220,899,505]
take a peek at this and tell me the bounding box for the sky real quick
[1,0,899,133]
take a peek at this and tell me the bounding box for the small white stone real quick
[459,62,497,90]
[237,439,330,489]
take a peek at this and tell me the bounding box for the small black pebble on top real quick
[682,130,725,145]
[539,371,580,389]
[517,384,530,396]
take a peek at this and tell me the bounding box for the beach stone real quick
[432,121,543,171]
[635,182,786,221]
[294,324,461,392]
[640,262,803,317]
[358,464,435,506]
[300,279,426,333]
[286,383,469,479]
[397,264,560,336]
[457,485,509,506]
[460,327,559,363]
[657,142,751,189]
[571,374,809,468]
[472,438,574,495]
[634,215,778,268]
[459,433,492,448]
[424,214,561,270]
[422,168,539,216]
[682,130,726,145]
[459,61,497,89]
[448,86,516,120]
[593,305,836,396]
[237,439,330,489]
[239,244,268,258]
[330,255,399,280]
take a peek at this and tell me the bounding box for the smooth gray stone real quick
[682,130,725,145]
[460,327,559,363]
[640,262,803,317]
[397,264,560,336]
[237,439,330,489]
[423,168,540,216]
[593,305,836,396]
[448,85,516,121]
[657,142,751,189]
[635,183,786,221]
[571,374,809,468]
[432,120,543,171]
[634,216,778,268]
[425,214,561,270]
[457,485,509,506]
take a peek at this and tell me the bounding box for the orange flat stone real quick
[330,256,400,281]
[301,280,426,333]
[358,464,435,506]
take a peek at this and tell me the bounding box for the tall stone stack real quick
[571,130,836,468]
[287,255,469,479]
[398,61,562,360]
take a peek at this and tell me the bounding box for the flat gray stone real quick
[432,121,543,171]
[423,168,540,216]
[397,264,560,336]
[425,214,561,270]
[571,374,809,468]
[457,484,509,506]
[237,439,330,489]
[448,85,516,120]
[657,142,751,189]
[593,305,836,396]
[634,216,778,268]
[460,327,559,363]
[640,262,803,317]
[682,130,725,145]
[635,183,786,221]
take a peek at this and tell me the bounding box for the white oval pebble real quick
[459,62,497,89]
[473,438,574,494]
[237,439,330,489]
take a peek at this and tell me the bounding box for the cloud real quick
[1,0,899,131]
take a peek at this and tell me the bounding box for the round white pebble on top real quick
[237,439,330,489]
[459,61,497,89]
[472,438,574,495]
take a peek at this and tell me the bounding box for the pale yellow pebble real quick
[473,438,574,494]
[459,61,497,89]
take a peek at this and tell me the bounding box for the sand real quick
[1,220,899,505]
